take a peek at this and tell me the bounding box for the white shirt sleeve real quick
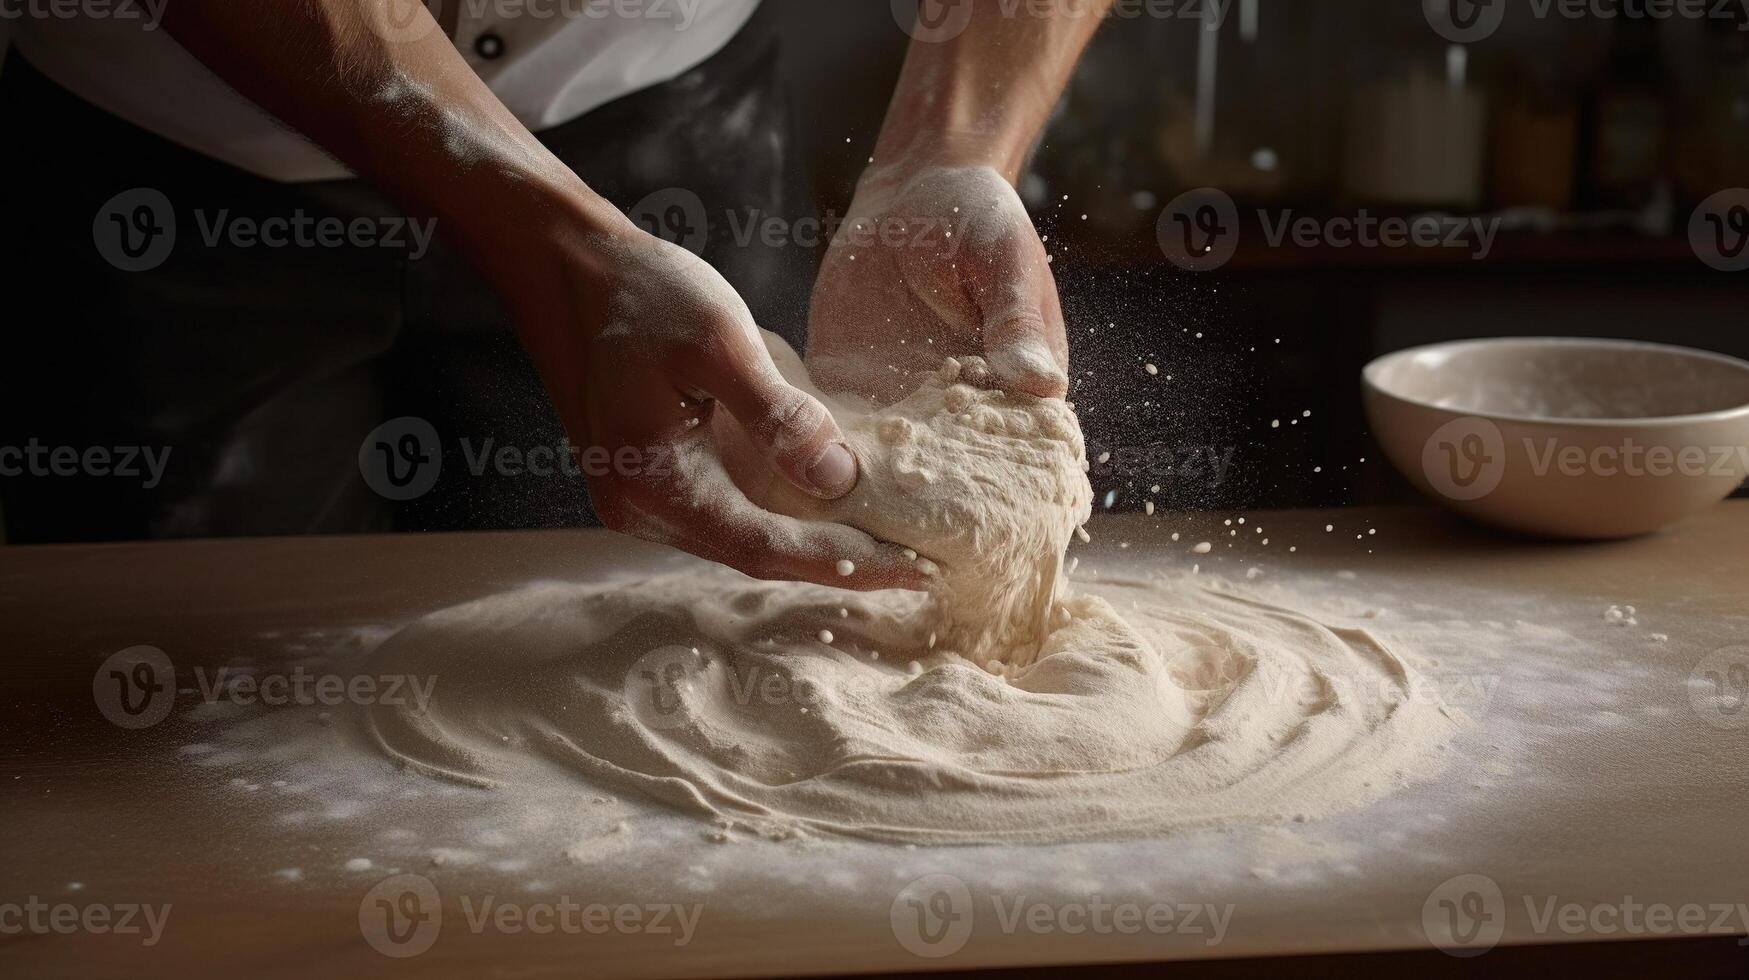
[10,0,763,182]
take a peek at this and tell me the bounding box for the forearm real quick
[161,1,633,297]
[874,0,1114,184]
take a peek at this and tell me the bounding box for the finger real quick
[971,239,1070,399]
[697,331,861,501]
[594,440,930,593]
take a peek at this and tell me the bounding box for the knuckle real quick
[767,386,818,435]
[753,388,828,460]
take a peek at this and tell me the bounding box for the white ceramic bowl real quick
[1363,338,1749,538]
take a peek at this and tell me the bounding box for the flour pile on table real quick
[365,345,1461,845]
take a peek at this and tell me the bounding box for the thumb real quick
[973,243,1070,399]
[706,346,860,501]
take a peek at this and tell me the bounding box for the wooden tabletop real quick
[2,504,1746,978]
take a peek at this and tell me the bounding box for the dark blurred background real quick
[1,0,1744,540]
[775,0,1749,517]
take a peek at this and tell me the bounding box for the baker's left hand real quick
[805,165,1068,406]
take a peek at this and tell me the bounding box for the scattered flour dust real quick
[364,338,1462,846]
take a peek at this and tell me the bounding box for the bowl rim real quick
[1362,336,1749,428]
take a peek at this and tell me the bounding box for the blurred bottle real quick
[1584,16,1669,210]
[1672,7,1749,208]
[1489,66,1579,210]
[1341,46,1488,209]
[1153,0,1339,205]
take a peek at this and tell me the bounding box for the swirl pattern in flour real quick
[364,570,1459,845]
[364,346,1457,844]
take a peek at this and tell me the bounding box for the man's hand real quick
[513,217,928,592]
[162,0,926,590]
[806,165,1067,404]
[809,0,1114,404]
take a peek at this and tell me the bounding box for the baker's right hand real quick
[506,216,927,592]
